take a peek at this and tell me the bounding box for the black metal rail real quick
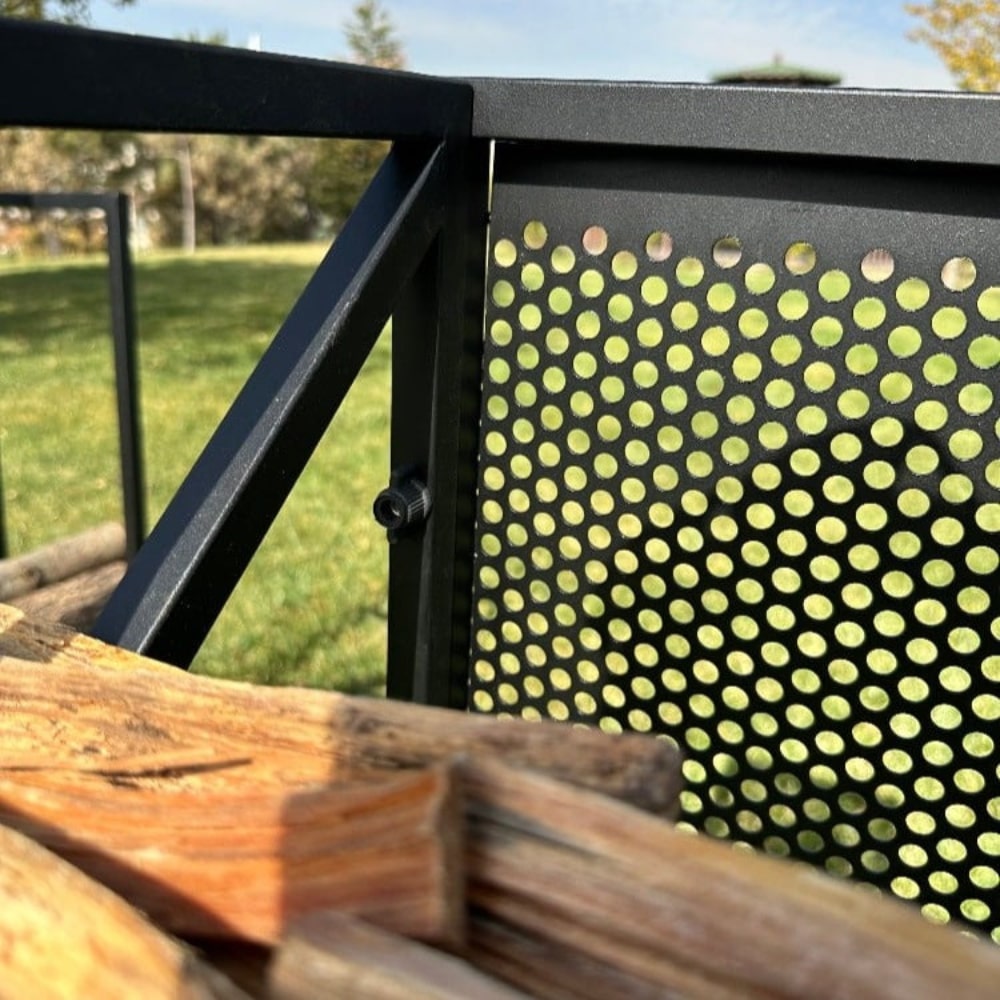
[471,77,1000,165]
[0,18,469,138]
[1,14,993,685]
[4,13,1000,941]
[0,18,487,691]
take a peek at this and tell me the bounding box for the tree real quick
[309,2,405,232]
[0,125,150,255]
[344,0,405,70]
[907,1,1000,91]
[145,133,320,246]
[0,0,141,252]
[1,0,134,22]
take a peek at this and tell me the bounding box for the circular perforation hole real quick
[941,256,976,292]
[612,250,638,281]
[785,241,817,275]
[745,262,776,295]
[582,225,608,255]
[861,248,895,283]
[523,220,548,250]
[494,239,517,267]
[713,236,742,269]
[645,230,673,261]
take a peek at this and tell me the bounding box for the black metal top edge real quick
[469,78,1000,167]
[0,191,119,210]
[0,18,471,139]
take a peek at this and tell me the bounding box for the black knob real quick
[373,477,430,538]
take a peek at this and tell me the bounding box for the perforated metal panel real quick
[469,152,1000,939]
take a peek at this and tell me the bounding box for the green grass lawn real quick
[0,244,390,693]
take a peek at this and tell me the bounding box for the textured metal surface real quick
[0,18,470,138]
[470,147,1000,938]
[385,140,492,706]
[471,78,1000,167]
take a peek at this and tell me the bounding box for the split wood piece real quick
[0,822,248,1000]
[470,916,681,1000]
[269,910,530,1000]
[9,559,126,630]
[0,763,463,948]
[459,759,1000,1000]
[0,522,125,601]
[0,602,680,812]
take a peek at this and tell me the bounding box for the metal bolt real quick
[373,474,431,540]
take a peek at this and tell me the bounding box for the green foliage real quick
[308,138,389,235]
[1,0,134,23]
[907,0,1000,91]
[146,134,321,246]
[309,2,405,231]
[0,1,409,247]
[344,0,405,70]
[0,246,390,693]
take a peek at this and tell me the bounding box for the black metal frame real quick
[0,20,484,693]
[2,16,996,690]
[4,17,1000,936]
[0,189,145,558]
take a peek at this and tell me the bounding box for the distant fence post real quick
[104,192,145,557]
[0,191,146,559]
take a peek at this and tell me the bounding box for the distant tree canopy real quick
[345,0,405,70]
[309,1,406,230]
[1,0,134,23]
[0,0,407,252]
[907,1,1000,91]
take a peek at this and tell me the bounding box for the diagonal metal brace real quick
[92,141,448,667]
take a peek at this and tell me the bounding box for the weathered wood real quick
[0,522,125,600]
[9,559,126,629]
[0,822,248,1000]
[459,759,1000,1000]
[0,763,463,947]
[0,603,680,812]
[469,916,690,1000]
[269,910,529,1000]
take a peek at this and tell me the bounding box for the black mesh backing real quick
[469,160,1000,940]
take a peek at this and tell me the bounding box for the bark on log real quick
[9,559,125,630]
[0,602,680,813]
[0,763,463,947]
[0,522,125,600]
[459,759,1000,1000]
[0,822,248,1000]
[269,910,529,1000]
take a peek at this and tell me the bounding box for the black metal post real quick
[104,193,145,557]
[385,139,491,707]
[92,141,451,667]
[0,441,7,560]
[384,240,440,701]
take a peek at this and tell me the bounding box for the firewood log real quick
[0,762,463,947]
[0,822,248,999]
[459,759,1000,1000]
[269,910,529,999]
[0,522,125,600]
[9,559,125,629]
[0,602,680,812]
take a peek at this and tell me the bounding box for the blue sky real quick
[90,0,956,90]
